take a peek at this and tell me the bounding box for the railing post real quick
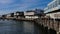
[53,19,55,29]
[48,17,50,28]
[52,19,54,29]
[57,20,59,32]
[59,20,60,32]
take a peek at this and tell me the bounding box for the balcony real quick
[45,5,60,13]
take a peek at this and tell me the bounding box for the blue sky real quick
[0,0,52,15]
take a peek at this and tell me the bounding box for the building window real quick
[52,0,58,8]
[51,4,53,8]
[58,0,60,5]
[53,1,57,7]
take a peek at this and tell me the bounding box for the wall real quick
[25,16,38,19]
[24,12,35,16]
[46,12,60,19]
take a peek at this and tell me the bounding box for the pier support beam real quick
[57,32,60,34]
[44,27,48,34]
[48,28,56,34]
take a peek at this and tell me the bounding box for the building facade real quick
[5,13,14,19]
[44,0,60,19]
[35,9,44,17]
[24,10,39,19]
[14,11,24,19]
[44,0,60,13]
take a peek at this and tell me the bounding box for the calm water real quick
[0,19,43,34]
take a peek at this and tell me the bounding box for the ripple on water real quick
[0,20,43,34]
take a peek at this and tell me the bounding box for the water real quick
[0,19,43,34]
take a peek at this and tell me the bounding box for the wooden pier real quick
[35,17,60,34]
[2,16,60,34]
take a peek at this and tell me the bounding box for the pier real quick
[1,8,60,34]
[34,17,60,34]
[0,0,59,34]
[2,16,60,34]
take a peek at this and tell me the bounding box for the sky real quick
[0,0,52,15]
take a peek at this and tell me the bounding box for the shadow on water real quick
[34,22,45,34]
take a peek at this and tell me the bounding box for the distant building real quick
[44,0,60,19]
[2,15,7,19]
[35,9,44,17]
[10,13,14,17]
[14,11,24,18]
[24,10,39,19]
[6,14,11,18]
[6,13,14,19]
[14,12,17,18]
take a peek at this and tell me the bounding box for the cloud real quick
[0,0,44,11]
[0,0,52,15]
[0,0,15,4]
[21,0,37,3]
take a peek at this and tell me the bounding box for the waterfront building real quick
[14,11,24,19]
[14,12,17,18]
[2,15,7,19]
[6,13,14,19]
[10,13,14,17]
[6,14,11,18]
[6,14,11,17]
[24,10,39,19]
[44,0,60,19]
[35,9,44,17]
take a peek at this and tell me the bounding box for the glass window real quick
[54,1,57,7]
[59,0,60,5]
[48,6,50,9]
[57,0,60,5]
[48,4,52,9]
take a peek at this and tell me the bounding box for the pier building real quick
[13,11,24,19]
[24,10,39,19]
[44,0,60,19]
[44,0,60,34]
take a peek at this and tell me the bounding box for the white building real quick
[5,13,14,19]
[14,12,24,19]
[14,12,17,18]
[24,11,35,16]
[44,0,60,19]
[24,11,39,19]
[6,14,11,18]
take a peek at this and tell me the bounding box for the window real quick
[56,0,60,5]
[54,1,57,7]
[59,0,60,5]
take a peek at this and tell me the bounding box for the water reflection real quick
[0,19,42,34]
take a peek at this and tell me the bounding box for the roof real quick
[48,0,56,6]
[26,10,35,12]
[46,9,60,14]
[16,11,24,13]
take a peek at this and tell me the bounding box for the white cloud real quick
[0,0,14,4]
[21,0,39,4]
[0,0,48,15]
[22,0,38,2]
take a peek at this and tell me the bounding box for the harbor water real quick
[0,19,45,34]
